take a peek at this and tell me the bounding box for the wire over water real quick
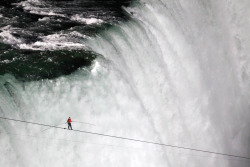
[72,121,97,126]
[0,116,250,161]
[1,131,248,163]
[41,121,96,132]
[41,123,66,132]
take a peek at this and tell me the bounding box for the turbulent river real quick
[0,0,250,167]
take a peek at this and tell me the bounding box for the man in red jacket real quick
[67,117,73,130]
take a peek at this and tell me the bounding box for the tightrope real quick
[0,116,249,160]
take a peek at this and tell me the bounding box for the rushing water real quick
[0,0,131,80]
[0,0,250,167]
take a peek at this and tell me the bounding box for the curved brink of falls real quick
[0,0,250,167]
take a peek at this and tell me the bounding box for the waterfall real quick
[0,0,249,167]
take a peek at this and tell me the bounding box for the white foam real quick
[71,14,103,25]
[20,41,85,50]
[0,26,23,46]
[16,0,65,17]
[2,0,250,167]
[0,24,87,50]
[29,10,65,17]
[1,60,11,64]
[69,31,88,39]
[38,17,50,22]
[91,61,101,76]
[19,32,87,50]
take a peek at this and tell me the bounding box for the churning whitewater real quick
[0,0,250,167]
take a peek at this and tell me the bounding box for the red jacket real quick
[67,118,72,123]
